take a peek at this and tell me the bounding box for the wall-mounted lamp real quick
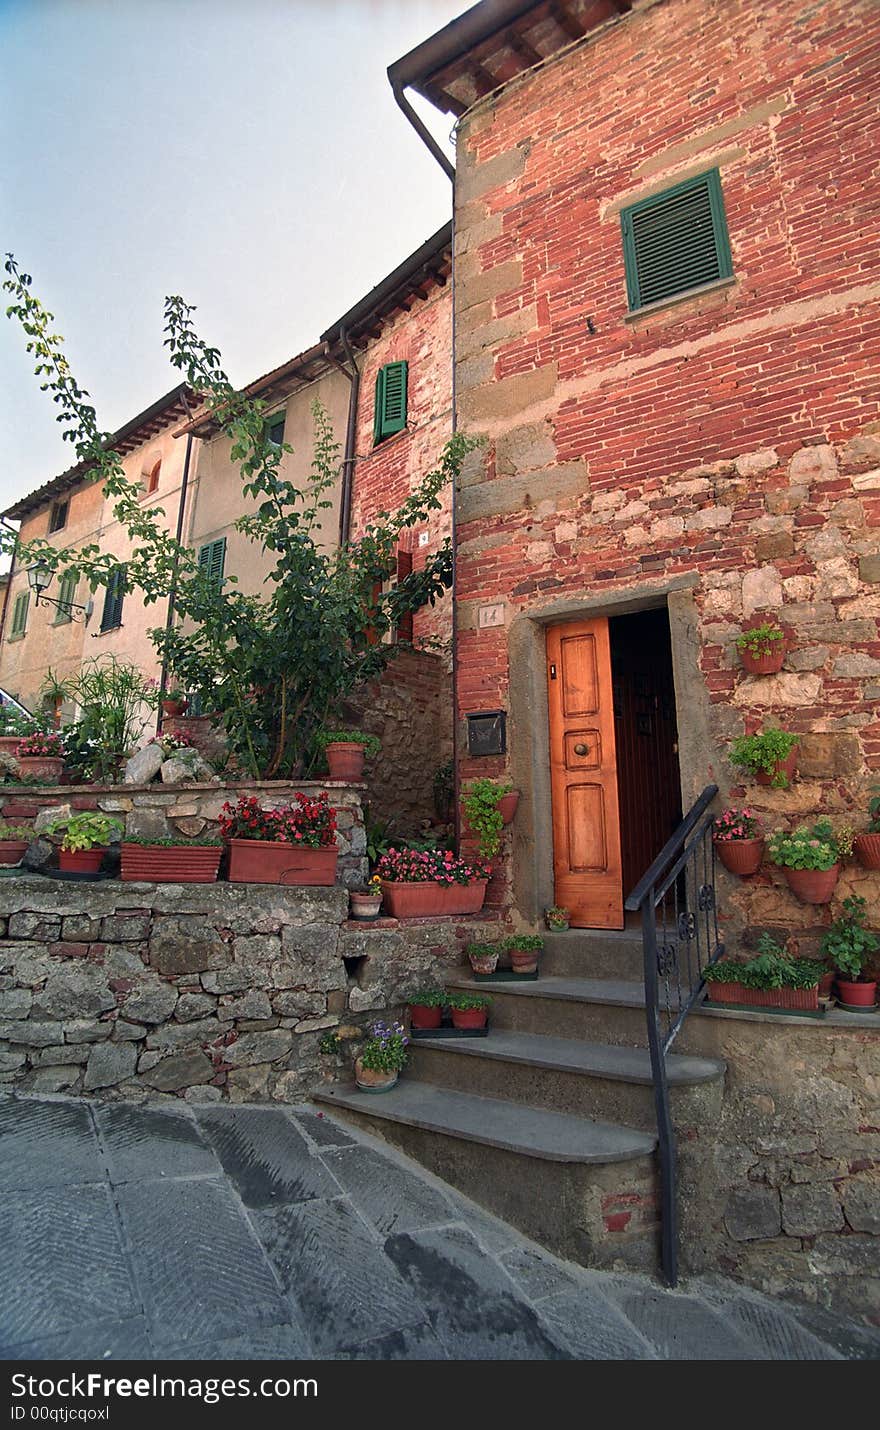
[27,564,92,622]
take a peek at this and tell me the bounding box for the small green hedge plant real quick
[407,987,447,1008]
[503,934,544,954]
[767,819,839,871]
[0,824,34,841]
[736,623,784,658]
[729,727,798,787]
[315,728,381,760]
[446,991,491,1012]
[122,835,222,847]
[821,896,879,981]
[461,777,513,859]
[45,812,124,852]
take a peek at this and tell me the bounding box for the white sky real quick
[0,0,463,512]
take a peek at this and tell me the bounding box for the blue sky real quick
[0,0,462,510]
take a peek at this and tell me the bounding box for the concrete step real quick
[447,974,662,1045]
[538,929,646,980]
[408,1029,724,1130]
[314,1081,661,1271]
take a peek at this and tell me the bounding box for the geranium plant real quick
[767,819,839,871]
[729,727,798,787]
[713,808,762,841]
[461,777,513,859]
[376,847,491,886]
[821,896,879,981]
[359,1020,409,1074]
[15,731,64,759]
[219,792,337,847]
[736,623,784,658]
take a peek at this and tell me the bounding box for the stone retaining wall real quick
[0,876,497,1104]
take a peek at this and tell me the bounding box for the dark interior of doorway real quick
[610,606,682,901]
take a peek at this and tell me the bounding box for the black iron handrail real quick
[624,782,723,1287]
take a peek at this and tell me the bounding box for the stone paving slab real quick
[0,1093,878,1363]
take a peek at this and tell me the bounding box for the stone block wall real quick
[0,876,498,1104]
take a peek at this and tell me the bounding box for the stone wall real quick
[0,876,497,1104]
[0,779,369,888]
[678,1007,880,1321]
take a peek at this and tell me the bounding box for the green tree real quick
[3,256,478,774]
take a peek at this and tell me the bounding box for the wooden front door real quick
[547,618,624,929]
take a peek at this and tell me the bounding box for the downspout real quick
[390,81,455,182]
[334,328,360,544]
[157,430,195,730]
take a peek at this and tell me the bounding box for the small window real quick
[49,498,69,534]
[9,591,28,639]
[620,169,733,312]
[147,460,161,494]
[266,413,286,448]
[373,361,408,445]
[100,565,126,632]
[53,570,78,625]
[198,537,226,590]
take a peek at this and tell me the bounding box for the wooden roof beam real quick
[506,27,543,66]
[550,4,587,41]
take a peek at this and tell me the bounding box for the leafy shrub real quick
[315,728,381,761]
[729,727,798,786]
[821,896,880,980]
[461,777,513,859]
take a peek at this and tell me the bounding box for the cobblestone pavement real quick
[1,1095,878,1362]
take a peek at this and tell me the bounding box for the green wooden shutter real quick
[373,361,408,443]
[100,566,126,631]
[621,169,733,311]
[53,570,77,624]
[10,592,28,637]
[198,537,226,589]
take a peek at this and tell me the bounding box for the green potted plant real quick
[854,788,880,870]
[712,807,764,876]
[466,941,500,975]
[120,834,223,883]
[736,621,785,675]
[15,730,65,782]
[161,685,188,718]
[730,727,799,788]
[0,823,33,865]
[0,706,39,757]
[315,728,381,782]
[44,811,124,875]
[545,905,570,931]
[821,896,879,1009]
[447,990,491,1030]
[767,819,841,903]
[504,933,544,975]
[219,792,339,885]
[461,777,519,859]
[375,847,490,917]
[349,873,383,920]
[354,1019,408,1092]
[701,937,825,1011]
[407,987,446,1030]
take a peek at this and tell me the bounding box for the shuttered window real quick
[9,592,28,639]
[266,413,286,448]
[621,169,733,312]
[198,537,226,590]
[100,566,126,631]
[373,361,408,445]
[53,570,78,625]
[49,499,69,533]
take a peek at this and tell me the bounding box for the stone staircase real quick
[314,929,726,1272]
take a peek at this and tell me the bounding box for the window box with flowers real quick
[376,848,491,917]
[220,792,339,886]
[15,731,64,781]
[712,807,764,876]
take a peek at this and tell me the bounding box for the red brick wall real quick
[348,274,454,653]
[452,0,880,931]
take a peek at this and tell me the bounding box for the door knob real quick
[574,742,589,755]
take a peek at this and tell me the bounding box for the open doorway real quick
[610,607,682,900]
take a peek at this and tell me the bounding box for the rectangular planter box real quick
[380,879,488,918]
[706,981,819,1011]
[228,839,338,886]
[121,844,222,884]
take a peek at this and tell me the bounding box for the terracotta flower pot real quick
[740,647,785,676]
[59,848,104,874]
[707,981,818,1010]
[325,742,366,781]
[782,864,840,904]
[349,891,382,920]
[498,791,520,824]
[354,1058,398,1092]
[468,951,499,975]
[714,837,765,876]
[450,1006,488,1029]
[16,756,64,781]
[509,947,540,974]
[0,838,29,865]
[161,699,187,717]
[379,879,488,918]
[228,839,338,886]
[755,751,798,787]
[854,834,880,870]
[121,843,222,883]
[835,978,878,1009]
[0,736,23,756]
[409,1003,443,1030]
[818,970,835,997]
